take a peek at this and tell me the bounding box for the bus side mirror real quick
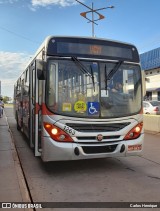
[36,59,46,80]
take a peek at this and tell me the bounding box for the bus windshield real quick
[46,59,142,118]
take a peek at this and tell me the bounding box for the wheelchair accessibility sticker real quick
[87,102,99,115]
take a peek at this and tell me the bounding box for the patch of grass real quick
[4,103,13,108]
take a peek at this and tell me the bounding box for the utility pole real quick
[91,2,94,37]
[75,0,114,37]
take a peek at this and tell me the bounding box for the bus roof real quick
[29,35,139,64]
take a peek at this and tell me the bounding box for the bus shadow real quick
[41,157,124,175]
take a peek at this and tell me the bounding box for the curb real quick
[5,112,34,211]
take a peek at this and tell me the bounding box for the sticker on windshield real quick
[87,102,99,115]
[62,103,72,111]
[101,90,108,97]
[74,101,87,113]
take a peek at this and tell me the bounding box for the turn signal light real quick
[44,122,73,142]
[124,122,143,140]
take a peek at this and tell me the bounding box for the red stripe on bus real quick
[139,108,143,114]
[35,103,41,114]
[42,103,54,115]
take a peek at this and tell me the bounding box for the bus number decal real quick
[64,126,75,136]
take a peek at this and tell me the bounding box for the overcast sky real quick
[1,0,160,97]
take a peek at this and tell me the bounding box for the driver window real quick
[48,63,56,108]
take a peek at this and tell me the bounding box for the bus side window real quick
[24,69,29,95]
[48,63,56,108]
[15,82,19,96]
[16,79,21,96]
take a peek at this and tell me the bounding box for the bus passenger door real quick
[29,62,41,156]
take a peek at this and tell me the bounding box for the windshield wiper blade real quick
[71,57,91,77]
[90,65,95,92]
[107,61,123,80]
[104,61,123,93]
[72,56,96,92]
[105,64,108,94]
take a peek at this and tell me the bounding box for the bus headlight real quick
[44,122,73,142]
[51,128,58,135]
[124,122,143,140]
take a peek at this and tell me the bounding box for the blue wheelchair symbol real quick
[88,102,99,115]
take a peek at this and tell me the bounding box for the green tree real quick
[2,96,10,103]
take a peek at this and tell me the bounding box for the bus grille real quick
[77,135,120,141]
[82,144,118,154]
[66,123,130,132]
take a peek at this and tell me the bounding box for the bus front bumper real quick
[41,134,144,162]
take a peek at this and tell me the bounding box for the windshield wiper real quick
[71,56,95,91]
[104,64,108,94]
[105,61,123,92]
[90,65,95,92]
[71,57,91,76]
[107,61,123,80]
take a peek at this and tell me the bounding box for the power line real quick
[0,25,40,45]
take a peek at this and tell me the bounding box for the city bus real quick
[14,36,144,162]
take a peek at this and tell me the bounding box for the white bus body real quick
[14,36,144,162]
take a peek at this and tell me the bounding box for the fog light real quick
[120,144,125,153]
[74,147,80,156]
[129,132,134,137]
[59,134,66,141]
